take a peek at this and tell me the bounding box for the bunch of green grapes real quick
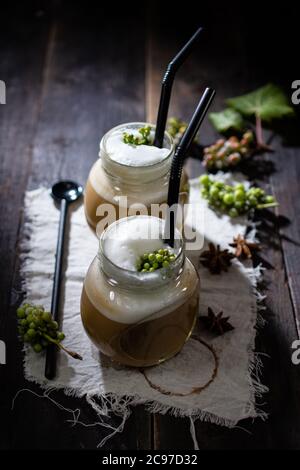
[167,117,188,145]
[203,131,254,170]
[199,175,278,217]
[17,303,81,359]
[137,249,176,272]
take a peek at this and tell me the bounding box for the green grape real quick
[199,174,210,187]
[23,333,30,342]
[33,343,43,353]
[27,328,36,339]
[51,321,58,330]
[265,195,275,203]
[57,332,65,341]
[234,190,245,202]
[223,193,234,206]
[229,208,239,217]
[42,312,52,322]
[248,195,258,207]
[27,314,34,324]
[17,307,26,319]
[209,186,219,200]
[234,201,244,211]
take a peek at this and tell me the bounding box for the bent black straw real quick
[165,87,216,246]
[154,27,203,148]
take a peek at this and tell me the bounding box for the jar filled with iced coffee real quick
[81,215,199,367]
[84,123,188,231]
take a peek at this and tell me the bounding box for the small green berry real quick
[33,343,43,353]
[42,312,52,322]
[234,190,245,202]
[229,208,238,217]
[57,332,65,341]
[248,196,257,207]
[265,195,275,204]
[143,263,150,270]
[234,201,244,211]
[199,174,210,187]
[149,267,155,272]
[17,307,26,319]
[148,253,156,262]
[23,333,30,342]
[209,186,219,200]
[223,193,234,206]
[51,321,58,330]
[27,328,36,339]
[162,261,169,268]
[156,254,163,262]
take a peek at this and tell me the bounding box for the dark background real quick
[0,0,300,450]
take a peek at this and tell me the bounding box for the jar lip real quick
[98,215,183,278]
[101,122,174,170]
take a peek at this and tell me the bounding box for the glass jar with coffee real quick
[80,215,199,367]
[84,123,188,232]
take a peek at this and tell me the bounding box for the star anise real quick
[199,307,235,336]
[229,234,260,259]
[200,243,235,274]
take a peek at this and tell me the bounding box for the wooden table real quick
[1,2,300,450]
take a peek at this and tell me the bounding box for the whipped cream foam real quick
[102,216,172,271]
[104,125,170,167]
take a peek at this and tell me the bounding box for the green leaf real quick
[209,108,245,133]
[227,83,295,122]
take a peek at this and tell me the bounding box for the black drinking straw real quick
[165,87,216,247]
[153,27,203,148]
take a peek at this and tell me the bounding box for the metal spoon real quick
[45,180,83,380]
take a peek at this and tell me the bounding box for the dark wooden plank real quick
[146,4,300,449]
[0,4,53,451]
[1,3,151,450]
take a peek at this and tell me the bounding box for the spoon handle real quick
[45,198,68,380]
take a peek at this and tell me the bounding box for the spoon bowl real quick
[51,180,83,203]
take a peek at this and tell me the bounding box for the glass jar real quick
[84,122,188,232]
[80,216,199,368]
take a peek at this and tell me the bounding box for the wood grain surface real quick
[0,1,299,450]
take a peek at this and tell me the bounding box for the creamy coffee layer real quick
[81,284,198,368]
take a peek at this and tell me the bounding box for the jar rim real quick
[101,122,174,170]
